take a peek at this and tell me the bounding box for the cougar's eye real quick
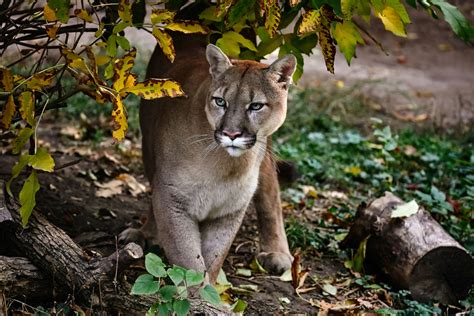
[212,97,226,108]
[248,102,265,111]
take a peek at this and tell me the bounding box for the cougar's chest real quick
[183,162,260,222]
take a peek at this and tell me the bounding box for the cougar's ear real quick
[206,44,232,79]
[267,55,297,88]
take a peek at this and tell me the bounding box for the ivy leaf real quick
[47,0,70,23]
[185,269,205,286]
[199,284,221,306]
[377,6,407,37]
[131,274,160,295]
[111,96,128,142]
[19,91,35,126]
[391,200,419,218]
[119,79,185,99]
[167,266,185,286]
[172,299,190,316]
[19,170,40,227]
[430,0,474,42]
[152,28,176,63]
[145,253,167,278]
[164,21,209,34]
[332,21,364,65]
[29,147,55,172]
[298,9,320,35]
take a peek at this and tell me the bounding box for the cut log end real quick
[409,246,474,304]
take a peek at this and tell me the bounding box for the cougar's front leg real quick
[254,145,293,274]
[152,187,207,275]
[200,210,246,284]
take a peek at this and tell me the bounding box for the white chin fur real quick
[225,147,245,157]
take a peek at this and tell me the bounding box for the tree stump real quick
[342,192,474,304]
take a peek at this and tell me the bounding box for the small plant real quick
[131,253,221,316]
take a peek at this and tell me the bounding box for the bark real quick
[0,182,232,315]
[0,256,51,302]
[342,192,474,304]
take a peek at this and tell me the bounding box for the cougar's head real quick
[205,44,296,157]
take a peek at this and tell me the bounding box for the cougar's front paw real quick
[118,228,146,249]
[257,252,293,275]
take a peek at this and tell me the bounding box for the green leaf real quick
[199,284,221,306]
[228,0,255,26]
[29,147,55,172]
[159,285,177,301]
[332,21,364,65]
[386,0,410,23]
[157,303,172,316]
[231,299,248,313]
[340,0,355,20]
[199,6,223,22]
[256,35,283,57]
[130,274,160,295]
[106,35,117,57]
[113,21,129,34]
[167,266,185,285]
[391,200,419,218]
[172,299,190,316]
[430,0,474,42]
[145,253,167,278]
[47,0,70,23]
[12,128,34,155]
[216,36,240,58]
[185,269,205,287]
[116,36,131,51]
[430,186,446,202]
[222,31,257,52]
[19,170,40,227]
[6,155,30,197]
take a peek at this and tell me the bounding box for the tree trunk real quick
[342,192,474,304]
[0,182,232,315]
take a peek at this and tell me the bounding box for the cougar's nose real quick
[222,129,242,140]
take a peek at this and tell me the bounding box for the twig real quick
[54,158,83,171]
[353,20,388,55]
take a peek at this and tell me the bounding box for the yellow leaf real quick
[151,9,176,24]
[12,127,33,154]
[298,9,320,35]
[332,21,364,65]
[19,91,35,126]
[222,31,258,51]
[341,0,355,20]
[111,96,128,141]
[95,55,111,66]
[118,0,132,24]
[0,66,14,91]
[120,79,185,99]
[112,48,137,92]
[289,0,301,7]
[386,0,410,23]
[377,6,407,37]
[26,69,56,90]
[30,147,55,172]
[124,73,137,89]
[74,9,93,23]
[318,23,336,74]
[45,24,59,39]
[19,170,40,227]
[1,96,16,129]
[152,28,175,63]
[44,4,57,22]
[344,166,362,176]
[217,0,233,17]
[216,36,240,58]
[264,2,281,38]
[164,21,209,34]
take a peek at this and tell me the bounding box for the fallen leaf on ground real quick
[95,179,123,198]
[116,173,147,197]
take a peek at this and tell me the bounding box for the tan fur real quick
[124,34,295,283]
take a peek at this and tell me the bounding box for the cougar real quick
[122,34,295,284]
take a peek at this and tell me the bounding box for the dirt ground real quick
[1,3,473,315]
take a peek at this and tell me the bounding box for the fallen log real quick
[0,256,51,302]
[0,182,232,315]
[342,192,474,304]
